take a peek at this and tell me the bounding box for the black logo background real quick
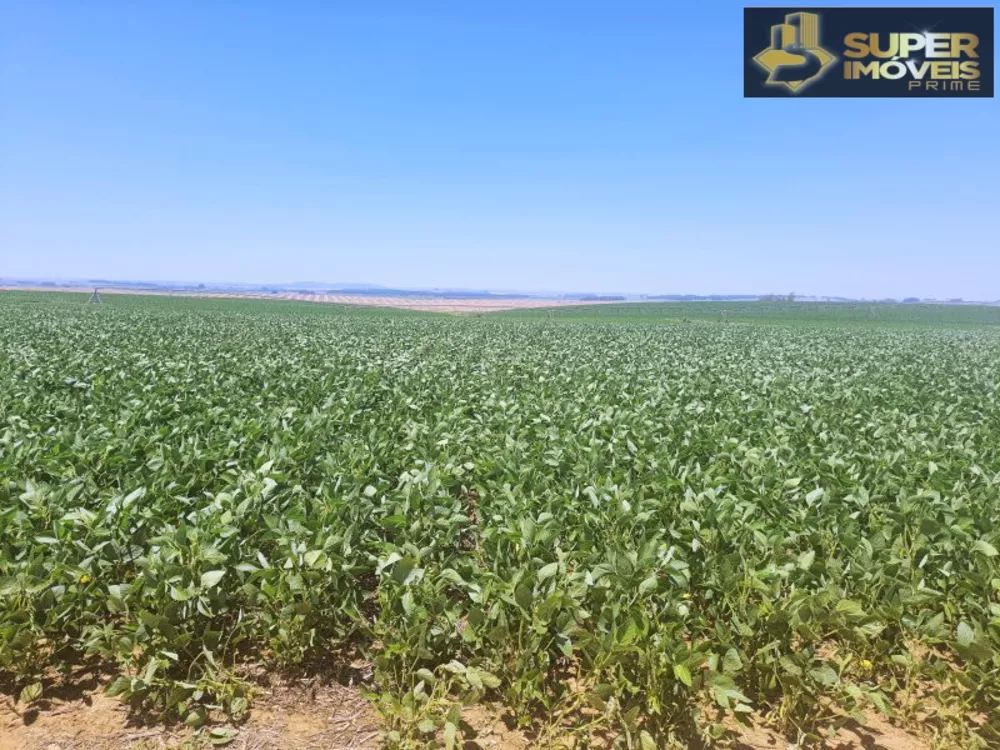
[744,6,994,97]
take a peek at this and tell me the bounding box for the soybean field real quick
[2,292,1000,747]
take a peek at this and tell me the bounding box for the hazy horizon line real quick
[2,275,996,304]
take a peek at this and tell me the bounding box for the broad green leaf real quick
[797,549,815,570]
[957,621,975,647]
[973,539,998,558]
[723,648,743,675]
[805,487,825,505]
[19,682,42,703]
[673,663,692,686]
[200,570,226,589]
[537,562,559,582]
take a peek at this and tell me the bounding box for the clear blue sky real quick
[2,1,997,298]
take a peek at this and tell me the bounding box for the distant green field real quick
[0,290,426,317]
[497,300,1000,327]
[7,290,999,328]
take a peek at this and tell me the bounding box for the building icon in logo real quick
[753,12,836,92]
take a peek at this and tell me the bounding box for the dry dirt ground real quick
[0,673,936,750]
[0,669,383,750]
[0,286,608,314]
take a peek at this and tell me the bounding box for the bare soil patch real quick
[734,714,930,750]
[2,673,936,750]
[0,671,380,750]
[0,286,607,313]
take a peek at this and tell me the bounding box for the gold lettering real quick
[869,33,898,58]
[930,61,956,79]
[951,33,979,58]
[881,61,907,80]
[843,32,869,58]
[898,33,925,57]
[850,60,881,79]
[925,33,951,58]
[960,61,981,80]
